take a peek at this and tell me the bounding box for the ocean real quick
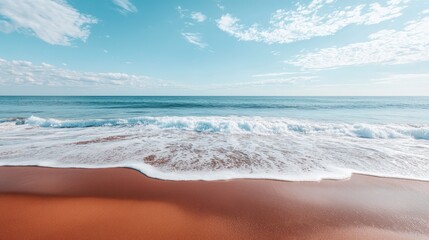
[0,96,428,181]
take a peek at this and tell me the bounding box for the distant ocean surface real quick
[1,96,428,181]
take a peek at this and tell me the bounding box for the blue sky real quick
[0,0,428,95]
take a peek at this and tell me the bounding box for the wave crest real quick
[2,116,425,140]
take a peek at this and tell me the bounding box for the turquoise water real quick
[0,96,428,181]
[1,96,428,123]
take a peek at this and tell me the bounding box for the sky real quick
[0,0,428,96]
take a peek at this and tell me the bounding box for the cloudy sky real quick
[0,0,428,95]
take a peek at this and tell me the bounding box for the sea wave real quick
[0,115,429,182]
[3,115,428,140]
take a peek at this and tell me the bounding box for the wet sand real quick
[0,166,428,240]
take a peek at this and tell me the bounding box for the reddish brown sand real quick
[0,167,428,240]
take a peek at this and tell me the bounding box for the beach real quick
[1,0,429,238]
[0,166,428,240]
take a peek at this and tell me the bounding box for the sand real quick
[0,166,428,240]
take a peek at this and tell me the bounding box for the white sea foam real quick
[17,115,429,139]
[0,116,428,181]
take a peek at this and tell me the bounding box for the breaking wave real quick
[6,115,429,140]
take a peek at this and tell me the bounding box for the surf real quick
[3,115,428,140]
[0,115,428,182]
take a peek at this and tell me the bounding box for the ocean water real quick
[0,96,428,181]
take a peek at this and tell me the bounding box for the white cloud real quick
[177,6,206,23]
[112,0,137,13]
[227,71,316,88]
[190,12,207,22]
[208,76,316,89]
[217,3,225,11]
[252,72,305,77]
[270,50,280,56]
[181,32,207,48]
[0,58,168,88]
[286,16,429,69]
[176,6,186,18]
[237,76,315,86]
[176,7,207,48]
[0,0,97,46]
[217,0,407,44]
[370,73,429,84]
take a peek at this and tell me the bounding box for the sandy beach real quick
[1,0,429,238]
[0,166,428,240]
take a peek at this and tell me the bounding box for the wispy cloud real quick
[270,50,280,56]
[181,32,207,48]
[190,12,207,22]
[370,73,429,84]
[112,0,137,14]
[208,76,316,89]
[176,7,208,48]
[0,0,97,46]
[217,0,407,44]
[0,58,170,88]
[286,15,429,69]
[177,6,206,23]
[252,72,306,78]
[236,76,315,86]
[176,6,186,18]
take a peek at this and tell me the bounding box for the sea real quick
[0,96,428,181]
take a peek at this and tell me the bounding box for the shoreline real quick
[0,166,428,239]
[1,164,428,183]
